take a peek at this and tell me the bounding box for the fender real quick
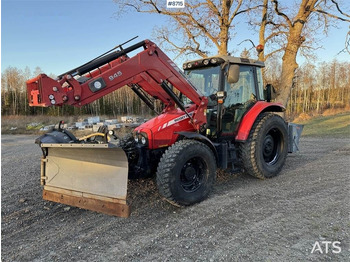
[235,101,285,141]
[176,131,219,165]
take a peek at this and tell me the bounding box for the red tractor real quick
[27,39,302,217]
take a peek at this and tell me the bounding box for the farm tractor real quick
[26,38,302,217]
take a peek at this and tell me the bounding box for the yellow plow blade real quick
[40,143,130,217]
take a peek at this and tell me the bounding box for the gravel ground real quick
[1,134,350,261]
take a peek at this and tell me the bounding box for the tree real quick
[33,66,43,77]
[1,67,24,115]
[347,28,350,54]
[115,0,261,58]
[338,26,350,55]
[240,47,251,58]
[257,0,350,106]
[115,0,350,108]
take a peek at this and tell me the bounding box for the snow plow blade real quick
[40,143,130,217]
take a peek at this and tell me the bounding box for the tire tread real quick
[239,112,287,179]
[156,140,216,206]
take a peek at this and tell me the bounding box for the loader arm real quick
[27,39,208,129]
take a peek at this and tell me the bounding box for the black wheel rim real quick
[180,157,207,192]
[262,128,282,165]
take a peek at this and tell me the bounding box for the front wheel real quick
[156,140,217,206]
[240,113,288,179]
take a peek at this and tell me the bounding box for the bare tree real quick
[337,27,350,55]
[1,67,24,115]
[257,0,350,106]
[33,66,43,78]
[115,0,261,58]
[116,1,349,107]
[347,29,350,54]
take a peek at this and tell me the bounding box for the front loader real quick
[27,38,303,217]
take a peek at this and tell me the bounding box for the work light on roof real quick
[210,58,218,64]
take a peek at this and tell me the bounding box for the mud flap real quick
[40,143,130,217]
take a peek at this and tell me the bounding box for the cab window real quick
[224,65,256,107]
[185,66,220,97]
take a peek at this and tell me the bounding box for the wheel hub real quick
[180,158,205,192]
[263,135,274,157]
[183,164,196,180]
[262,131,280,165]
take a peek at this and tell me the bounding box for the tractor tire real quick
[240,112,288,179]
[156,140,216,206]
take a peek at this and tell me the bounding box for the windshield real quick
[184,66,220,97]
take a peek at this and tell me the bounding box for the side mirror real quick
[227,64,240,84]
[264,84,276,102]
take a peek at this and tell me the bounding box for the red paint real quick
[26,40,207,129]
[235,101,285,141]
[135,104,197,149]
[26,39,284,151]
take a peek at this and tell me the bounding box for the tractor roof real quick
[183,55,265,70]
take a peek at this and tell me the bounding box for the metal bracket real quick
[40,157,48,185]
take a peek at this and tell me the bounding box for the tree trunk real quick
[316,89,320,113]
[276,23,304,107]
[258,0,268,62]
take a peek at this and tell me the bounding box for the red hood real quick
[134,104,197,149]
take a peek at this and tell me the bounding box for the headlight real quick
[133,131,148,146]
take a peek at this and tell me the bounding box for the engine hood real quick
[134,105,197,149]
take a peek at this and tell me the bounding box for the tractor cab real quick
[183,56,265,139]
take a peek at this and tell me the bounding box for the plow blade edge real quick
[40,143,130,217]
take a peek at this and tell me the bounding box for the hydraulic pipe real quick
[58,40,147,78]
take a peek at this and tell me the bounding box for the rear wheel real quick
[240,113,288,179]
[156,140,216,206]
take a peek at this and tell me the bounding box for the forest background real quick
[2,0,350,123]
[1,59,350,121]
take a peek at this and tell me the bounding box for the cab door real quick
[221,65,258,136]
